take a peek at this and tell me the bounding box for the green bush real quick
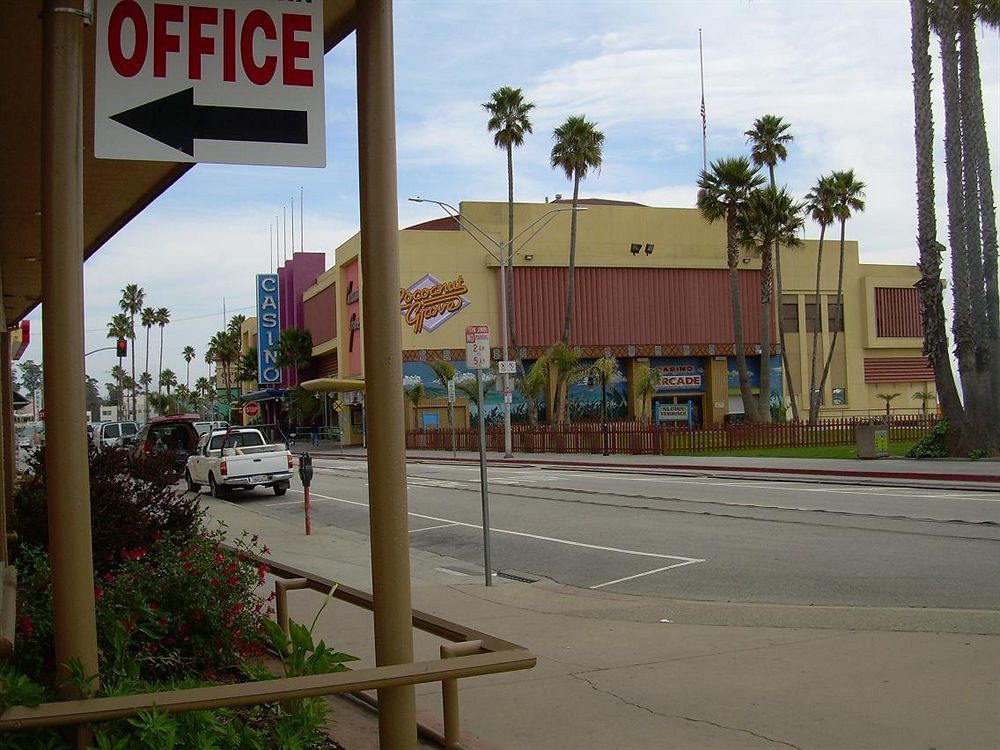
[906,418,949,458]
[13,445,201,573]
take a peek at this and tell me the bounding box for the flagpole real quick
[699,28,707,172]
[300,186,304,252]
[290,197,295,260]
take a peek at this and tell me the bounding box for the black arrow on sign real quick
[109,88,308,157]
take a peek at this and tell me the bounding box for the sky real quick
[15,0,1000,399]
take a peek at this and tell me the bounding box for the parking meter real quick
[298,452,314,488]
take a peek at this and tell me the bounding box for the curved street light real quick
[409,197,586,457]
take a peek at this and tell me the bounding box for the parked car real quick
[91,421,139,448]
[185,427,293,498]
[133,414,201,468]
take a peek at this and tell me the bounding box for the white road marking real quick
[410,522,459,534]
[289,490,705,575]
[590,561,702,589]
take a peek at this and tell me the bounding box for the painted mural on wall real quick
[563,359,629,421]
[726,355,783,398]
[403,361,507,425]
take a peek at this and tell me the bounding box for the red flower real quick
[104,572,115,583]
[215,552,225,564]
[210,578,219,587]
[151,531,162,541]
[251,534,259,544]
[260,546,271,555]
[148,601,160,611]
[94,587,104,601]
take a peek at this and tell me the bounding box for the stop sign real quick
[244,402,260,419]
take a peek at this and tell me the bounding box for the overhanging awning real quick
[239,389,288,403]
[300,378,366,393]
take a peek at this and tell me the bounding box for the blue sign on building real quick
[256,274,281,384]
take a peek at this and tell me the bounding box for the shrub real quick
[906,418,948,458]
[13,445,201,572]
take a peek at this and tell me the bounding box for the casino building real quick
[264,198,933,444]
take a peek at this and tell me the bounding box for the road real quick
[211,456,1000,612]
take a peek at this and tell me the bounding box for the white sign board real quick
[465,325,490,370]
[498,360,516,375]
[95,0,326,167]
[446,379,456,404]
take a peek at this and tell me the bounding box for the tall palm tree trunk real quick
[728,207,759,422]
[758,246,774,423]
[129,318,137,419]
[818,220,848,396]
[957,5,1000,426]
[144,326,151,422]
[767,163,798,420]
[808,225,827,422]
[910,0,963,430]
[561,173,582,346]
[505,145,525,376]
[158,329,165,395]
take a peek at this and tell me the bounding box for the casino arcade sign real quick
[399,274,469,334]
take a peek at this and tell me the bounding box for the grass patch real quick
[670,441,918,459]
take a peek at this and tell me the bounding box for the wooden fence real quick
[405,416,937,456]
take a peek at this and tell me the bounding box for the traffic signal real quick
[116,337,127,357]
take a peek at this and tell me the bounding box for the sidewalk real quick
[302,443,1000,491]
[205,494,1000,750]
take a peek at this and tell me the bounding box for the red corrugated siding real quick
[875,287,923,338]
[512,267,765,347]
[863,357,933,383]
[304,284,337,346]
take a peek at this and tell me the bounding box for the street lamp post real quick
[409,198,584,458]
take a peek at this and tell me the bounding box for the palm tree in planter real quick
[551,115,604,346]
[912,389,935,416]
[697,156,766,421]
[404,383,426,429]
[876,392,901,421]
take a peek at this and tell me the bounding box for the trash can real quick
[856,422,890,459]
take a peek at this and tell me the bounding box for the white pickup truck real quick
[184,428,293,498]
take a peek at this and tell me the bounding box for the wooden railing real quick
[406,416,937,456]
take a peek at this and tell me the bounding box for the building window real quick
[874,287,923,337]
[804,302,819,332]
[827,301,844,332]
[781,297,799,332]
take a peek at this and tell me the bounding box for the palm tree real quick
[876,392,901,420]
[816,170,866,404]
[228,314,247,337]
[140,306,156,418]
[182,345,196,389]
[138,371,152,416]
[516,355,549,427]
[207,329,240,414]
[120,283,144,419]
[910,0,963,439]
[159,368,178,396]
[154,307,170,393]
[404,383,426,429]
[697,156,766,422]
[635,366,658,425]
[804,175,837,422]
[107,312,133,417]
[746,114,799,420]
[456,375,495,419]
[551,115,604,346]
[195,376,212,417]
[547,342,590,426]
[236,347,259,387]
[738,185,804,422]
[912,389,935,416]
[484,86,535,380]
[274,328,313,381]
[110,364,129,415]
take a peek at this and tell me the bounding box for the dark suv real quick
[134,414,201,468]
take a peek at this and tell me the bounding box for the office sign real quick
[256,274,281,384]
[95,0,326,166]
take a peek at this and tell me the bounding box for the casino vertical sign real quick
[95,0,326,167]
[257,274,281,385]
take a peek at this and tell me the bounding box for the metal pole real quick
[602,373,609,456]
[1,333,15,532]
[42,0,99,736]
[356,1,417,746]
[476,369,493,586]
[499,244,512,458]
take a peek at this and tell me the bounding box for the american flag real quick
[700,96,706,137]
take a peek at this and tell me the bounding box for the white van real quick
[193,420,229,437]
[91,421,139,448]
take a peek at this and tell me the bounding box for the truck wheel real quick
[185,469,200,494]
[209,473,227,499]
[273,483,288,497]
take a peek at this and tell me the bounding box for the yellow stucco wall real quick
[307,200,926,420]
